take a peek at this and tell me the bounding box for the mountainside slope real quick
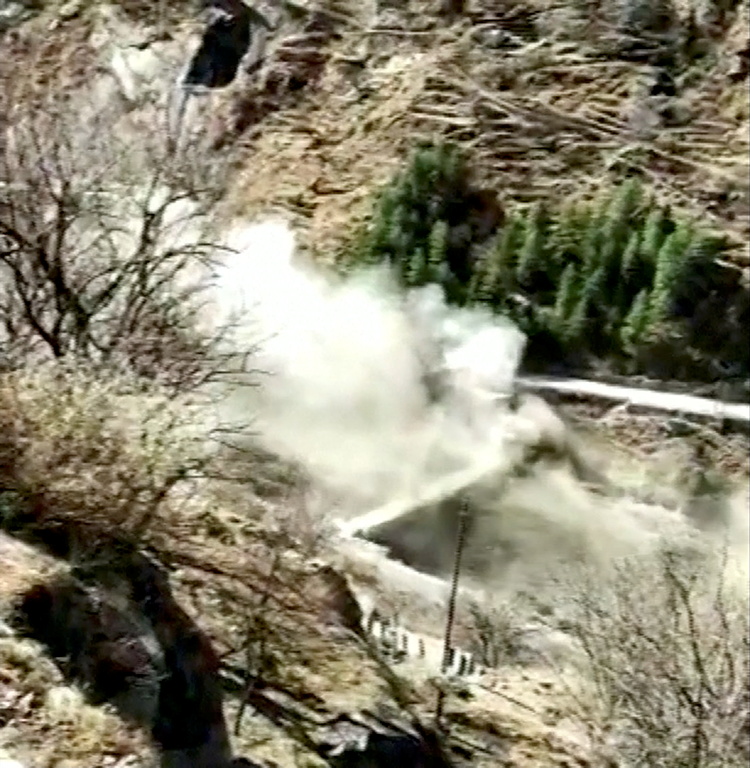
[216,0,749,261]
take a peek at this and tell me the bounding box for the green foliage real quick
[564,295,590,345]
[427,220,449,284]
[582,264,606,310]
[406,247,427,287]
[620,231,643,284]
[620,289,651,350]
[349,142,487,303]
[471,214,524,305]
[350,154,741,380]
[649,222,694,326]
[600,178,643,274]
[516,202,547,287]
[554,262,580,322]
[640,203,670,264]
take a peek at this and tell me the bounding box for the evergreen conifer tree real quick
[640,204,668,265]
[564,295,589,347]
[554,262,579,321]
[649,223,692,325]
[580,195,609,277]
[620,288,651,351]
[476,216,523,307]
[547,202,584,273]
[427,220,449,284]
[600,179,643,271]
[388,218,412,267]
[670,233,723,312]
[410,146,438,199]
[620,231,642,285]
[581,265,606,314]
[467,248,490,304]
[406,247,428,286]
[516,202,546,288]
[615,231,643,316]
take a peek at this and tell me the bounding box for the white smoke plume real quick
[207,218,531,514]
[202,217,747,598]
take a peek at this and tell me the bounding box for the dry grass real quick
[0,534,154,766]
[0,636,154,767]
[220,0,749,260]
[0,364,215,553]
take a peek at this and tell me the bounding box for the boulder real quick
[15,549,234,768]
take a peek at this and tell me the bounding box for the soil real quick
[217,0,750,262]
[558,398,750,478]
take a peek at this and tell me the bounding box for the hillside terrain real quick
[0,1,748,767]
[209,0,750,254]
[216,0,750,389]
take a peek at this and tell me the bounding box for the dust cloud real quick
[206,218,748,597]
[208,217,530,514]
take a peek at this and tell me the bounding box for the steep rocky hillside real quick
[4,0,746,257]
[212,0,750,261]
[0,1,748,767]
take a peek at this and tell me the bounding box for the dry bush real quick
[468,597,529,669]
[0,362,215,551]
[563,544,749,768]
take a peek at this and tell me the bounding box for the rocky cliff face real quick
[3,534,235,767]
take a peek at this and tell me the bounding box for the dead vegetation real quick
[0,1,747,766]
[0,357,590,767]
[560,546,749,767]
[0,623,154,766]
[220,0,748,261]
[0,50,241,391]
[0,364,216,554]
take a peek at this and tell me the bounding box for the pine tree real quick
[388,218,412,267]
[350,141,482,295]
[467,248,490,304]
[580,194,609,277]
[581,265,606,314]
[406,247,428,286]
[410,146,439,198]
[547,203,583,272]
[475,241,504,306]
[476,216,523,307]
[516,202,546,288]
[620,288,651,351]
[600,179,643,271]
[640,204,668,265]
[554,262,579,321]
[620,231,642,285]
[563,295,589,347]
[671,233,723,312]
[614,231,643,317]
[427,220,449,284]
[356,188,400,267]
[649,223,692,325]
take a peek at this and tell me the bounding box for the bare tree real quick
[563,544,749,768]
[0,55,241,393]
[468,597,528,669]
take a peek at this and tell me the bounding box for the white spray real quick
[208,218,530,515]
[202,218,746,594]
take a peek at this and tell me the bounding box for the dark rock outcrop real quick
[307,561,364,636]
[16,551,234,768]
[184,2,274,90]
[318,713,455,767]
